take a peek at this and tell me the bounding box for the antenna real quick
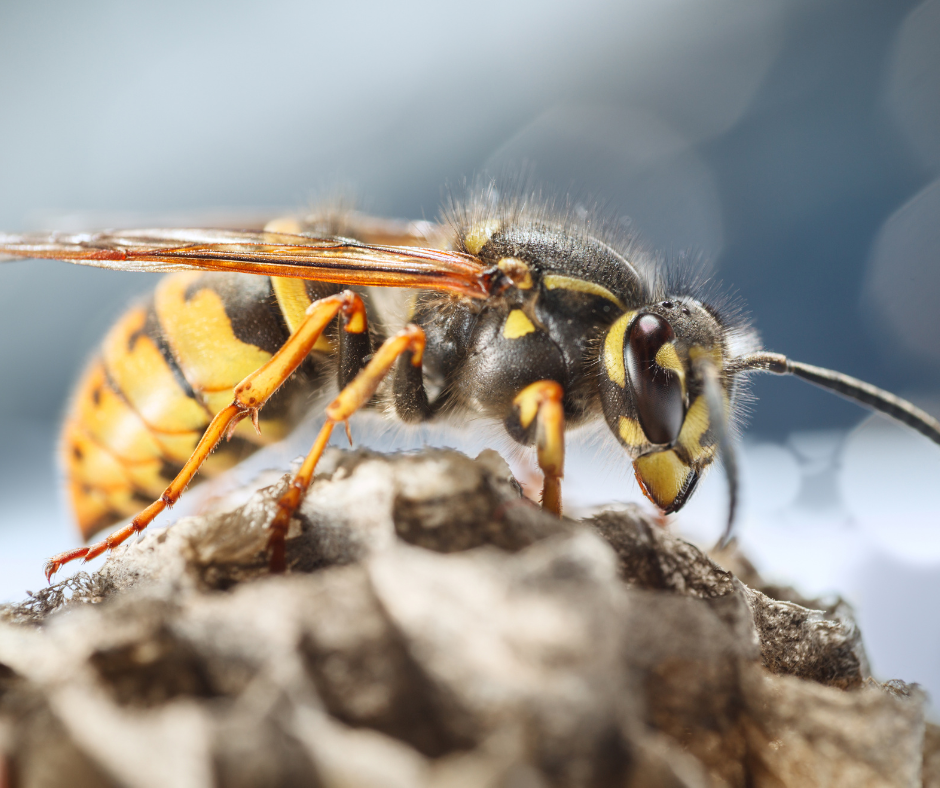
[730,352,940,445]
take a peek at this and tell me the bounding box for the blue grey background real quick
[1,0,940,710]
[2,0,938,434]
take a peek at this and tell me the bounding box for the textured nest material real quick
[0,447,937,788]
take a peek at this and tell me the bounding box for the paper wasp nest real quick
[0,448,934,788]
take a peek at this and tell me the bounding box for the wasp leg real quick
[392,340,433,423]
[510,381,566,516]
[267,324,427,572]
[338,297,372,390]
[43,290,369,582]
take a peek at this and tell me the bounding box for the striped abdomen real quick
[63,271,341,539]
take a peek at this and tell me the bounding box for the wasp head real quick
[597,298,739,513]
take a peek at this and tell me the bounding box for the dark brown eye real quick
[626,313,685,445]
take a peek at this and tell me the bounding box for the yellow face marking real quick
[542,274,624,308]
[103,307,212,436]
[677,395,712,459]
[634,450,692,511]
[503,309,536,339]
[654,342,683,375]
[602,311,636,388]
[155,273,275,395]
[463,220,500,255]
[684,345,729,453]
[618,416,647,449]
[653,341,687,397]
[497,257,533,289]
[688,344,724,371]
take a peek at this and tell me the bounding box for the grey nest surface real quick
[0,447,936,788]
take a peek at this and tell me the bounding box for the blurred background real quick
[1,0,939,710]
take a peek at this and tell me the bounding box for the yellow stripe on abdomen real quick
[271,277,334,353]
[73,363,167,466]
[154,272,288,439]
[155,273,275,397]
[102,305,209,463]
[62,369,167,539]
[64,270,340,540]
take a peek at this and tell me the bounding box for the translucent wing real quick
[0,226,490,298]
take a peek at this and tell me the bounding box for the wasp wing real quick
[0,227,489,298]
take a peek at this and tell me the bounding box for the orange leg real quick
[512,381,565,516]
[44,290,369,582]
[266,324,427,572]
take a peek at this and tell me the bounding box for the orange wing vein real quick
[0,228,490,299]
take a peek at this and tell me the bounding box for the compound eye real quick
[626,313,685,445]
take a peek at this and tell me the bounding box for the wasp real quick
[2,191,939,581]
